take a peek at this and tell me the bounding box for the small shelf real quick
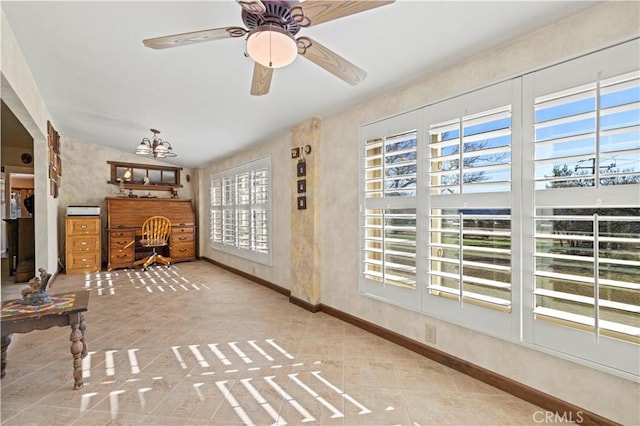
[107,161,183,191]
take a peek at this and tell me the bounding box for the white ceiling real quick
[2,0,601,168]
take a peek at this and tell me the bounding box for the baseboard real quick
[201,257,616,426]
[201,257,289,297]
[289,295,321,312]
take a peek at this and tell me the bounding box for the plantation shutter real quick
[210,177,223,243]
[426,87,514,312]
[360,111,419,308]
[252,167,269,253]
[531,68,640,342]
[222,176,236,246]
[523,40,639,375]
[210,156,272,265]
[534,71,640,189]
[422,79,519,338]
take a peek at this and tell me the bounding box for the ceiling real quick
[2,1,601,168]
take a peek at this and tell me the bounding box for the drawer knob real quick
[81,224,87,229]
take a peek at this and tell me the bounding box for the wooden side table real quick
[1,290,90,389]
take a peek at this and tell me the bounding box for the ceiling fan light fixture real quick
[246,25,297,68]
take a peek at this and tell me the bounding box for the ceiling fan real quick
[143,0,394,96]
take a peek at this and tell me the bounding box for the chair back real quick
[140,215,172,247]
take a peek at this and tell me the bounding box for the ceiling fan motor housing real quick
[242,1,300,35]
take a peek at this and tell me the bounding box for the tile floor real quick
[1,261,543,425]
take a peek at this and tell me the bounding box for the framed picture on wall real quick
[297,160,306,177]
[56,153,62,177]
[47,120,61,198]
[297,179,306,193]
[297,196,307,210]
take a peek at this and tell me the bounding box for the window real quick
[423,80,520,337]
[533,71,640,189]
[210,156,271,265]
[523,41,639,375]
[360,111,419,308]
[532,208,639,342]
[427,209,512,310]
[428,107,512,195]
[359,39,639,376]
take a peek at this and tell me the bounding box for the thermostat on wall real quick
[66,206,100,216]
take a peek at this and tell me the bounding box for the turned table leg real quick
[79,312,87,358]
[1,334,12,379]
[70,318,85,389]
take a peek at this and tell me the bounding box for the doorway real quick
[1,100,36,283]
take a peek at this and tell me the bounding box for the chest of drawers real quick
[170,226,196,261]
[65,216,101,274]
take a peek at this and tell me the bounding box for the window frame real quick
[521,41,640,376]
[359,110,421,310]
[210,156,272,266]
[421,79,522,340]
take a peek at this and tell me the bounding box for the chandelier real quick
[135,128,177,158]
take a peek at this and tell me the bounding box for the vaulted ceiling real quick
[2,1,601,167]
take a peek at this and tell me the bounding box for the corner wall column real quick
[290,118,321,311]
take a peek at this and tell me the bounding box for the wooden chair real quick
[133,215,172,271]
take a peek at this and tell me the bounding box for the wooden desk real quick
[1,291,90,389]
[106,197,196,271]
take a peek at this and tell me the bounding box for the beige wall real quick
[2,146,33,167]
[1,11,58,274]
[198,133,292,289]
[199,2,639,424]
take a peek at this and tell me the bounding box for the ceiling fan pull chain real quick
[268,23,273,68]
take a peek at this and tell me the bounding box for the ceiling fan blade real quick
[143,26,247,50]
[236,0,266,15]
[250,62,273,96]
[293,0,394,27]
[297,37,367,86]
